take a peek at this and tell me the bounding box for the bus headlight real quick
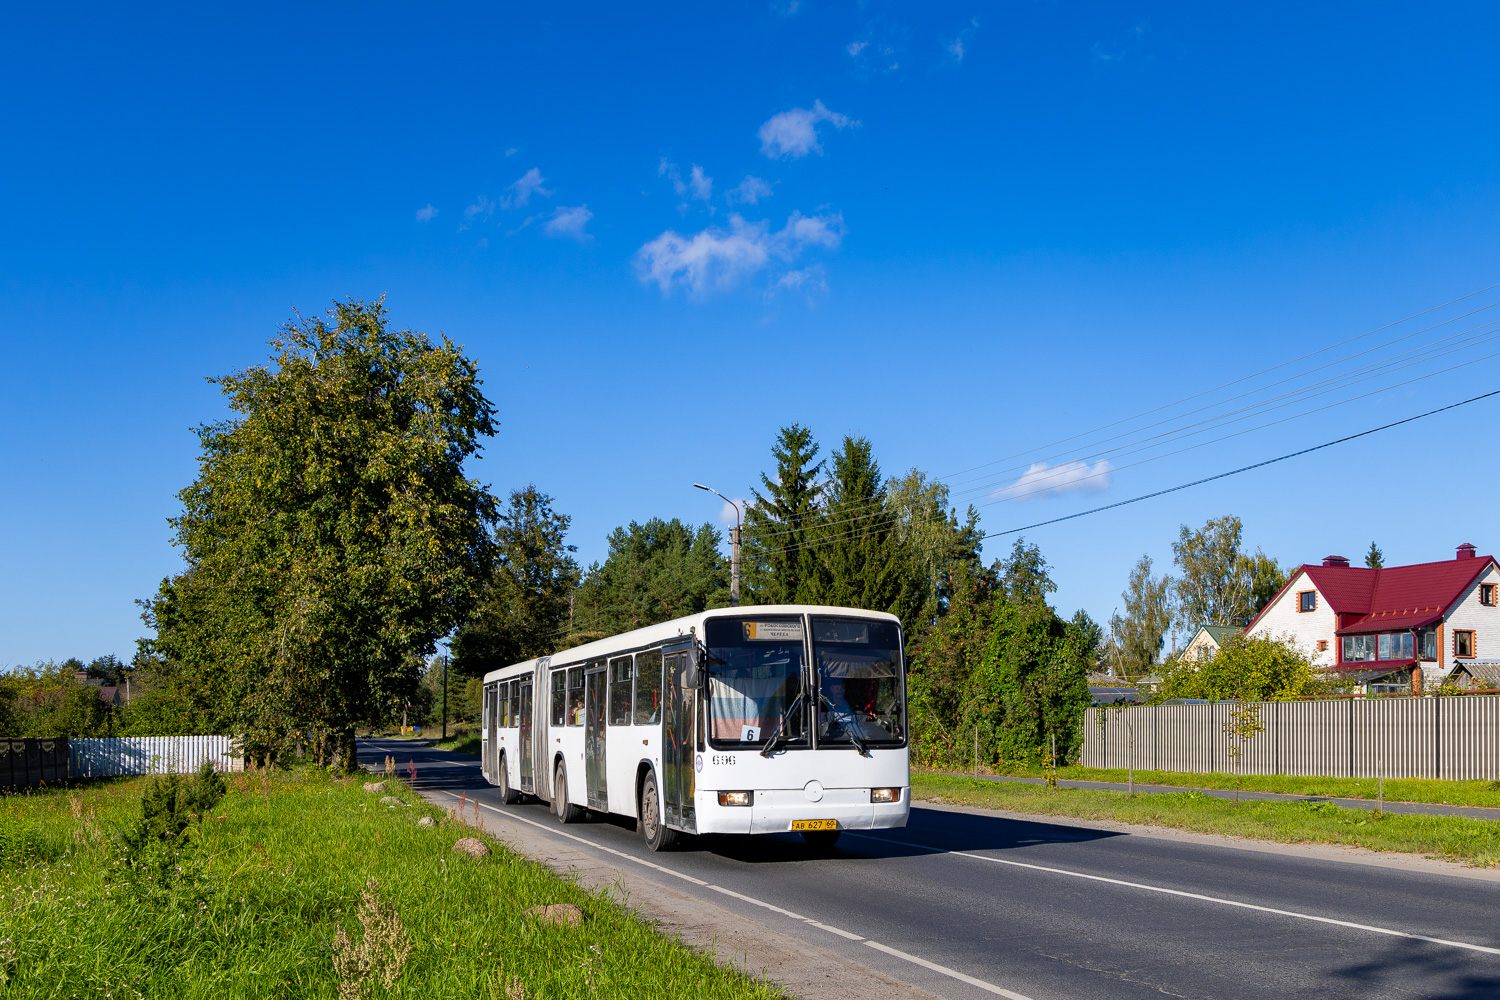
[870,787,900,803]
[718,790,754,807]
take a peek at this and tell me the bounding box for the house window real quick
[1454,630,1476,658]
[1378,632,1414,660]
[1419,627,1438,661]
[1481,584,1496,606]
[1298,591,1317,613]
[1342,635,1376,662]
[1316,639,1329,652]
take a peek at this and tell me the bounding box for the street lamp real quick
[693,483,740,607]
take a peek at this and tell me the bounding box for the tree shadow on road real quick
[1326,936,1500,1000]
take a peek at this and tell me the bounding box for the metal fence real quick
[69,736,241,778]
[1081,697,1500,780]
[0,738,70,788]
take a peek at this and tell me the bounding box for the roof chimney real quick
[1322,555,1350,568]
[1457,543,1477,560]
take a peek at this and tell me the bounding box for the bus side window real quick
[550,670,566,727]
[567,667,585,726]
[634,649,663,725]
[508,680,520,728]
[608,656,633,726]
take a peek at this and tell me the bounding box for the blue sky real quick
[5,1,1500,665]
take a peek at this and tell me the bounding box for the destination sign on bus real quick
[742,620,804,641]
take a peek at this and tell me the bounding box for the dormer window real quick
[1298,591,1317,613]
[1481,584,1496,607]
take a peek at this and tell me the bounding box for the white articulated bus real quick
[480,605,909,850]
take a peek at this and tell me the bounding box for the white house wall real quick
[1440,562,1500,679]
[1247,570,1336,666]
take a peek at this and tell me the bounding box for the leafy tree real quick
[571,518,728,635]
[742,424,824,604]
[1171,515,1284,628]
[143,298,499,769]
[450,485,579,677]
[86,654,131,686]
[1365,542,1385,569]
[1112,555,1172,678]
[1244,550,1287,616]
[1154,633,1321,702]
[998,537,1055,607]
[883,469,985,632]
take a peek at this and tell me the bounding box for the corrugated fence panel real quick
[69,736,241,778]
[1081,697,1500,780]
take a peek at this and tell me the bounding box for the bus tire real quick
[639,771,678,852]
[801,829,841,851]
[497,755,519,805]
[553,762,584,824]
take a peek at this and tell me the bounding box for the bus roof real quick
[480,604,900,684]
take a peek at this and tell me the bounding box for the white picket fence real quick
[1081,697,1500,780]
[69,736,241,778]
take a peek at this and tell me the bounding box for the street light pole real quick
[693,483,740,607]
[442,655,448,740]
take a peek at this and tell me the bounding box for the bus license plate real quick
[791,819,837,831]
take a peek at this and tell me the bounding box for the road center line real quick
[849,831,1500,958]
[438,790,1035,999]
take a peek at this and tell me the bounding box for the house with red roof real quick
[1245,543,1500,694]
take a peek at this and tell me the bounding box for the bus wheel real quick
[639,772,678,852]
[497,756,519,805]
[554,763,584,824]
[801,829,841,851]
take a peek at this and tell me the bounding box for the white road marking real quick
[441,790,1034,1000]
[864,941,1035,999]
[850,831,1500,958]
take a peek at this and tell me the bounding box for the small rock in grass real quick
[525,904,584,927]
[363,781,385,793]
[418,816,436,828]
[453,837,490,859]
[379,795,405,806]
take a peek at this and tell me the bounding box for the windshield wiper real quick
[759,687,806,757]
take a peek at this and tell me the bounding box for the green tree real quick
[1365,542,1385,569]
[883,469,985,632]
[1244,550,1287,617]
[1171,516,1284,628]
[998,537,1055,607]
[1112,555,1172,678]
[742,424,824,604]
[450,485,579,677]
[812,435,906,613]
[1155,633,1320,702]
[144,298,499,768]
[571,518,728,636]
[972,600,1094,768]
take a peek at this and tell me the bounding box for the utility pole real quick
[442,655,449,741]
[693,483,740,606]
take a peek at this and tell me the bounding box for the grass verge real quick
[0,769,784,999]
[935,765,1500,809]
[431,727,481,755]
[911,773,1500,868]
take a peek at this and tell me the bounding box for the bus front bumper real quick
[694,787,910,835]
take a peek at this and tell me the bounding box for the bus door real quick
[661,648,697,832]
[584,665,609,810]
[484,683,499,780]
[518,679,534,792]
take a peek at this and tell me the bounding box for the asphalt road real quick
[362,739,1500,1000]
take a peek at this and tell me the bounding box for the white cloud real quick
[771,265,828,299]
[634,210,845,297]
[415,203,439,222]
[948,37,965,61]
[504,168,551,208]
[688,165,713,202]
[659,160,714,204]
[477,237,489,248]
[717,498,747,524]
[847,40,868,56]
[464,194,496,220]
[505,147,518,156]
[997,460,1114,500]
[757,100,858,159]
[545,205,593,240]
[727,175,773,205]
[945,18,978,66]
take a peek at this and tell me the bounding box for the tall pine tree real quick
[742,424,824,604]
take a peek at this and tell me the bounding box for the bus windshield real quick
[813,617,904,746]
[704,617,806,748]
